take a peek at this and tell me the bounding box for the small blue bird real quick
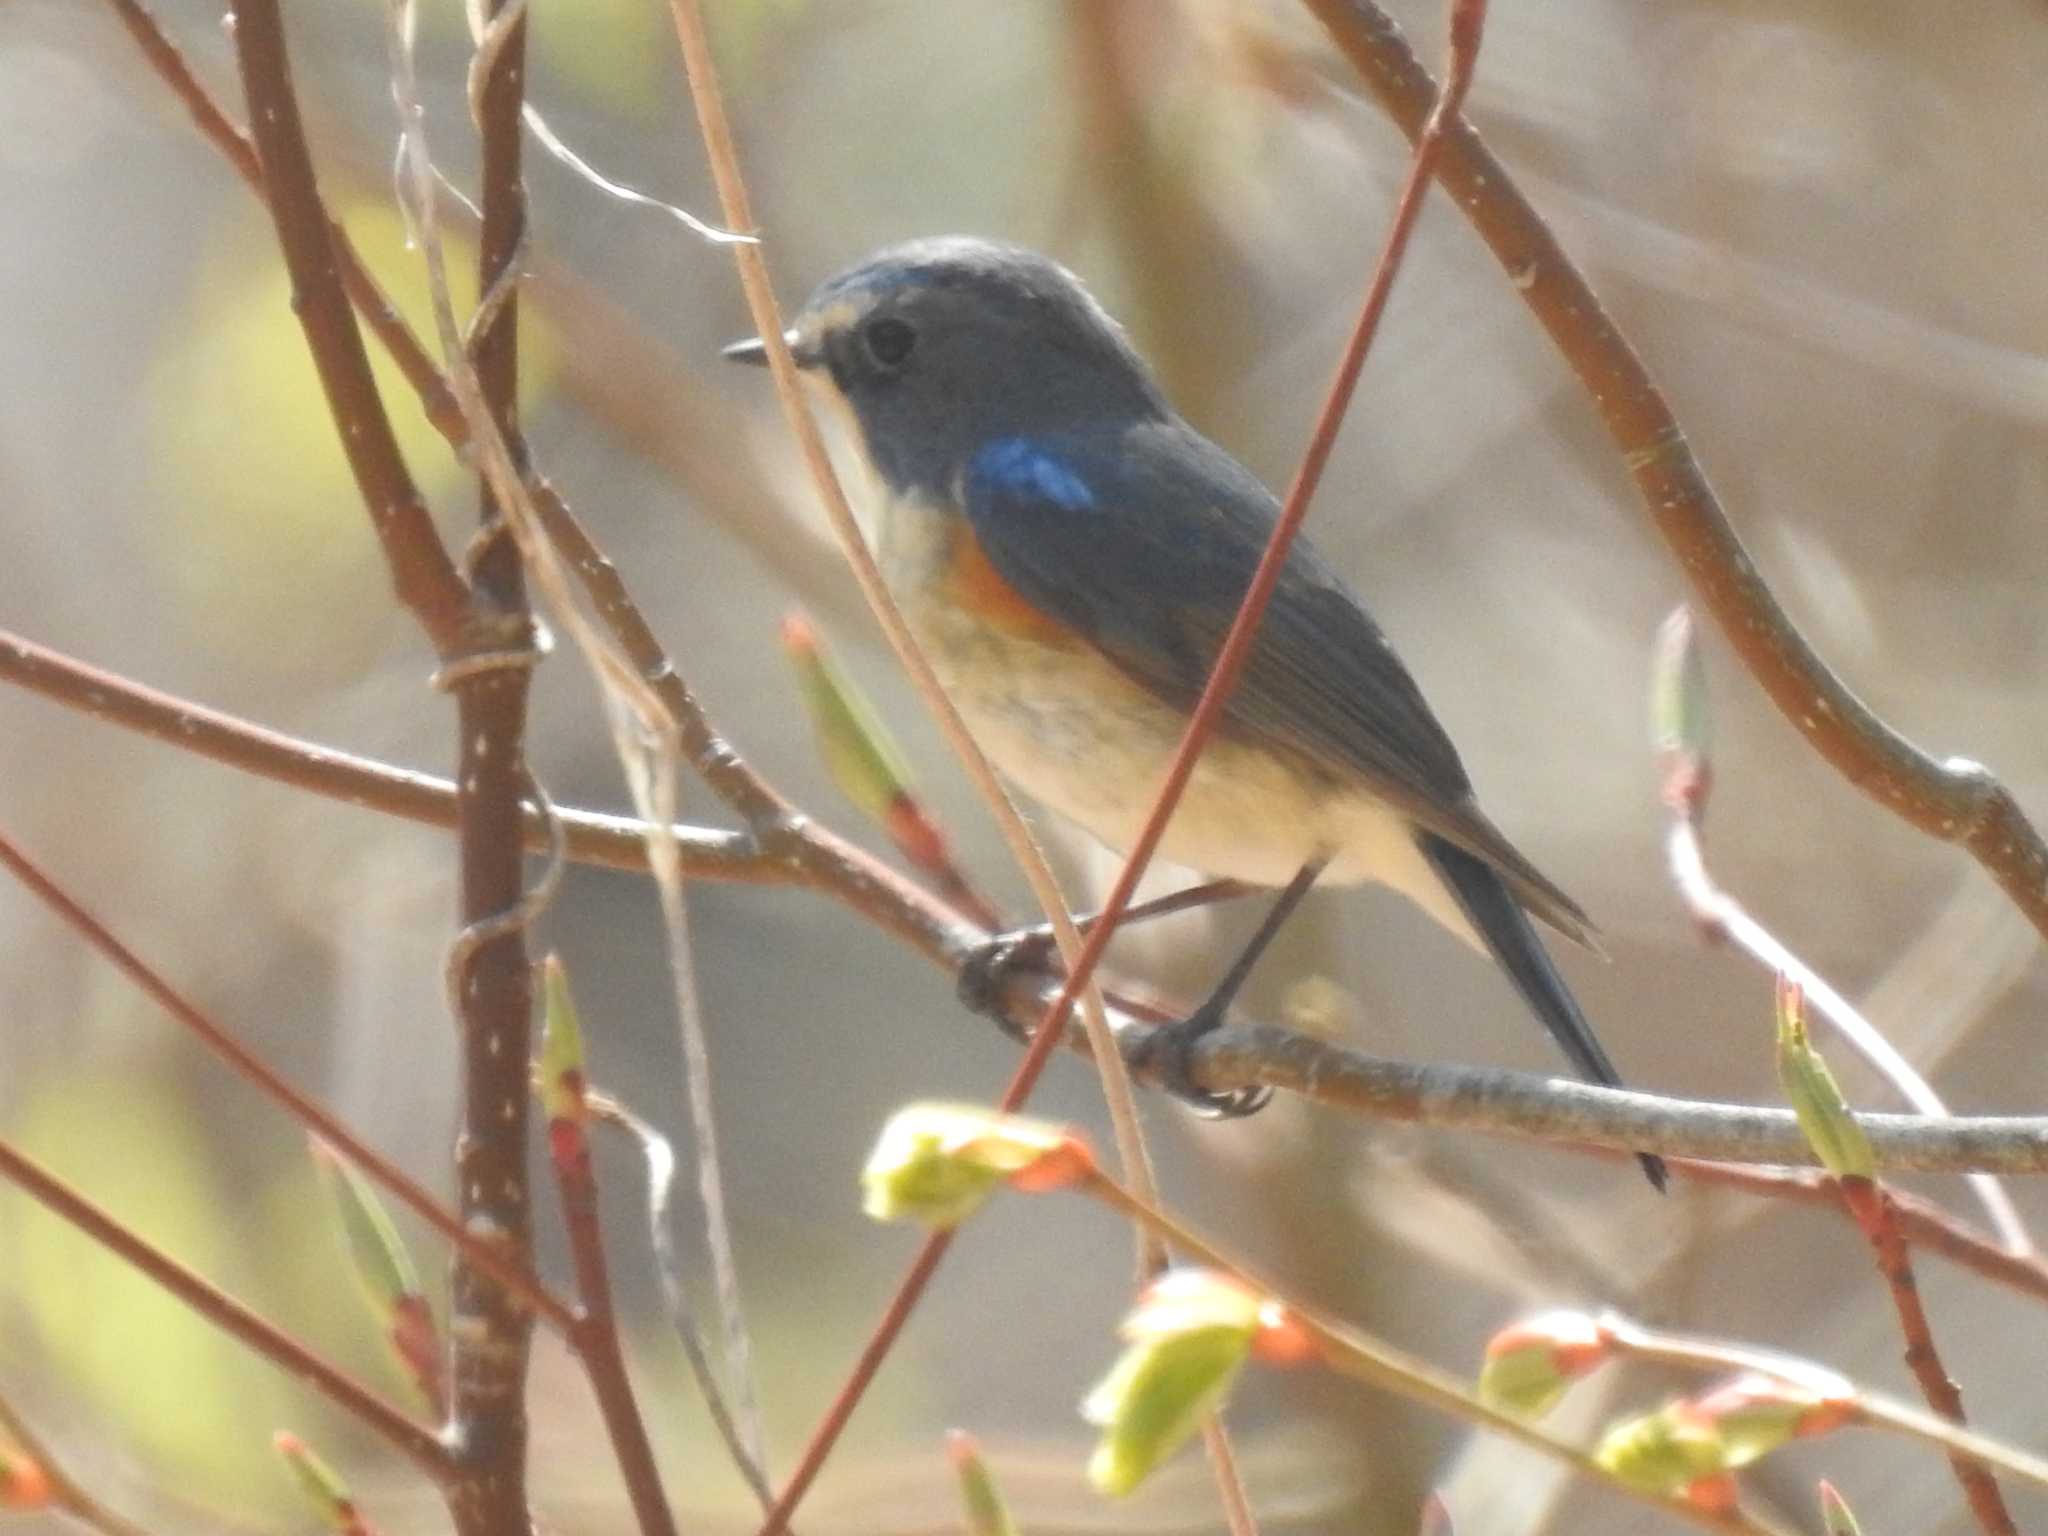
[727,237,1661,1187]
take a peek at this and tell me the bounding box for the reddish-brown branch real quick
[434,4,544,1530]
[0,1137,450,1478]
[0,628,760,882]
[226,0,470,658]
[550,1120,679,1536]
[1839,1179,2016,1536]
[0,825,575,1334]
[753,7,1489,1529]
[1298,0,2048,943]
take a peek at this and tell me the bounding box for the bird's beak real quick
[721,329,815,368]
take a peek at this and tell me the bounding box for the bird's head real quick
[723,237,1166,496]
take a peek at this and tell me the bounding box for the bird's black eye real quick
[862,316,916,369]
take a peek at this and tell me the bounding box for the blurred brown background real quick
[2,1,2045,1531]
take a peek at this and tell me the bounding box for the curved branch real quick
[1299,0,2048,942]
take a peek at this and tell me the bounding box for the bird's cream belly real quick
[867,492,1482,942]
[894,574,1419,886]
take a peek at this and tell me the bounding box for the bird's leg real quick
[956,879,1255,1030]
[1131,854,1330,1118]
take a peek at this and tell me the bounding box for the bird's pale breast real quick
[867,489,1479,938]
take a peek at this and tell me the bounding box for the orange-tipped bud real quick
[861,1103,1095,1228]
[1478,1310,1612,1418]
[1121,1269,1315,1366]
[0,1447,51,1510]
[539,953,590,1132]
[1083,1270,1271,1497]
[1682,1473,1740,1514]
[274,1431,366,1534]
[1685,1371,1855,1464]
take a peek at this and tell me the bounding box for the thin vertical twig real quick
[421,0,775,1481]
[1838,1180,2016,1535]
[440,0,545,1525]
[548,1077,679,1536]
[660,0,1193,1519]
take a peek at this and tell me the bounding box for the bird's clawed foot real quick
[1127,1002,1271,1119]
[956,925,1061,1040]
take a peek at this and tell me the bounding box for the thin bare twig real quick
[545,1055,678,1536]
[100,0,468,443]
[0,1137,450,1479]
[1299,0,2048,943]
[659,0,1196,1519]
[1176,1020,2048,1172]
[0,630,759,880]
[1837,1179,2015,1535]
[394,0,769,1477]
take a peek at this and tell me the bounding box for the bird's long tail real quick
[1417,832,1667,1192]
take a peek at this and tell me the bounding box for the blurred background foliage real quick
[1,1,2044,1532]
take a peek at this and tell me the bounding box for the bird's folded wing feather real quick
[960,419,1594,945]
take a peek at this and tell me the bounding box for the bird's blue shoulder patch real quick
[968,437,1095,513]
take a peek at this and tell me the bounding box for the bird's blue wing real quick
[961,420,1593,940]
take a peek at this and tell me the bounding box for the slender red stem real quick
[1840,1180,2015,1536]
[552,1119,679,1536]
